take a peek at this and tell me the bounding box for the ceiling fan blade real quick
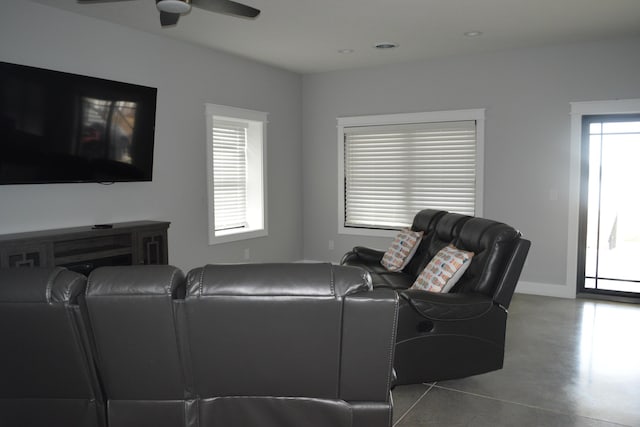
[160,11,181,26]
[193,0,260,18]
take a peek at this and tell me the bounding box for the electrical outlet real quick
[328,240,335,251]
[243,248,250,260]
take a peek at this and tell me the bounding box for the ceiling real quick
[31,0,640,74]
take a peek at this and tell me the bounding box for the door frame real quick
[577,113,640,299]
[568,99,640,299]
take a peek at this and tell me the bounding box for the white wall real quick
[301,37,640,298]
[0,1,303,271]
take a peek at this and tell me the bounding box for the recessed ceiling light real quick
[464,31,483,37]
[374,42,398,49]
[338,49,355,54]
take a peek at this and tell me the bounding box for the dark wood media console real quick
[0,221,169,274]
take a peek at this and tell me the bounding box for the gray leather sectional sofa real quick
[0,263,398,427]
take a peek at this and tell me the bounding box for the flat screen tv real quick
[0,61,157,184]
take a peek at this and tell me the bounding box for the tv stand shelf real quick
[54,247,133,265]
[0,221,169,274]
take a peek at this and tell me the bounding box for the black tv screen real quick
[0,61,157,184]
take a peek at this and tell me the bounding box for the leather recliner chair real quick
[395,217,530,384]
[342,210,531,384]
[183,263,399,427]
[0,267,106,427]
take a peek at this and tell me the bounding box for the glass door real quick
[578,115,640,298]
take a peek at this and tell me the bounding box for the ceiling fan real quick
[78,0,260,27]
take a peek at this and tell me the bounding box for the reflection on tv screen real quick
[80,97,138,165]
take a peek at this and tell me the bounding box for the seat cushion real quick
[377,272,414,290]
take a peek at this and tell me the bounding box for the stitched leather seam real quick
[65,273,84,304]
[386,294,399,396]
[45,267,63,304]
[198,266,206,297]
[85,270,93,298]
[330,264,335,296]
[167,267,179,296]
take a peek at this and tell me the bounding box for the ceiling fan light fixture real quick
[156,0,192,14]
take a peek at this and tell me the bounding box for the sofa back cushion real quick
[410,209,447,233]
[0,267,95,397]
[452,218,521,296]
[184,263,370,399]
[402,209,447,277]
[0,267,104,427]
[405,213,471,278]
[85,265,187,401]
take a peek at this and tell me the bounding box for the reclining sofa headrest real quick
[404,210,448,277]
[86,264,185,298]
[0,267,85,304]
[433,213,471,243]
[411,209,446,233]
[187,263,371,298]
[453,217,521,295]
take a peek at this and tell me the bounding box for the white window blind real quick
[212,120,248,231]
[344,120,477,230]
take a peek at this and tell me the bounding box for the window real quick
[338,109,484,236]
[205,104,267,244]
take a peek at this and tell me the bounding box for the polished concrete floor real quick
[391,294,640,426]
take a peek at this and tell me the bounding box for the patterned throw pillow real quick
[380,229,424,272]
[411,244,474,293]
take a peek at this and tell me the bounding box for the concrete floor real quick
[391,293,640,426]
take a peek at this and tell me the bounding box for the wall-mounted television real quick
[0,61,157,184]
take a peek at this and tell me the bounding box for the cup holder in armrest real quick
[417,319,434,333]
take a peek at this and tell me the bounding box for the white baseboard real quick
[515,281,576,299]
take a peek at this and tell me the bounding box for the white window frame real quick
[338,109,485,237]
[205,103,268,245]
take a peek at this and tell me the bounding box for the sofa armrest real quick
[493,238,531,309]
[341,246,386,266]
[340,288,398,403]
[400,290,494,321]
